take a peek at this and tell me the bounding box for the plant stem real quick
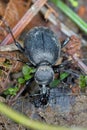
[0,102,86,130]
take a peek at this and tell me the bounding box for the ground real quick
[0,0,87,129]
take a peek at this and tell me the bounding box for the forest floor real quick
[0,0,87,129]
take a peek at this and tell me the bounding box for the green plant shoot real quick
[4,86,19,96]
[50,72,69,87]
[18,65,35,84]
[79,75,87,89]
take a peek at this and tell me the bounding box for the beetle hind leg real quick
[15,42,25,53]
[61,37,70,48]
[0,16,25,53]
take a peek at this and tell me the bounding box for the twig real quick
[0,65,14,93]
[0,0,47,46]
[39,3,87,46]
[72,54,87,74]
[0,43,18,51]
[7,85,27,106]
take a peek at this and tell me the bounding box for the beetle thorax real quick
[34,64,54,85]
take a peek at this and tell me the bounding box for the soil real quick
[0,89,87,130]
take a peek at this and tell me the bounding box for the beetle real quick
[15,27,70,105]
[0,17,70,106]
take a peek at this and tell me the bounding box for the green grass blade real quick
[51,0,87,33]
[0,102,86,130]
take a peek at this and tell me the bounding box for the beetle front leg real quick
[16,58,33,67]
[26,77,34,87]
[61,37,70,48]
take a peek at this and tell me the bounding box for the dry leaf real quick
[66,35,82,58]
[0,0,32,40]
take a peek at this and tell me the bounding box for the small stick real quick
[72,54,87,74]
[0,43,18,51]
[0,0,47,46]
[7,85,27,106]
[39,3,87,46]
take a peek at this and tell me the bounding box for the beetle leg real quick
[53,65,60,73]
[61,37,70,48]
[53,64,65,73]
[6,25,25,53]
[16,58,33,67]
[0,17,25,53]
[7,25,25,52]
[23,77,34,95]
[26,77,34,87]
[0,17,33,66]
[15,42,25,53]
[53,60,72,73]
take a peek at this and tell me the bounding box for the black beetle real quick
[0,17,70,106]
[14,26,70,105]
[24,27,60,84]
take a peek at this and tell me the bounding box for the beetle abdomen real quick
[24,26,61,65]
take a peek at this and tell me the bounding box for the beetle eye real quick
[35,65,54,85]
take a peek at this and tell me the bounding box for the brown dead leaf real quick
[65,35,82,58]
[0,0,32,39]
[0,0,8,17]
[0,51,25,72]
[71,85,80,94]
